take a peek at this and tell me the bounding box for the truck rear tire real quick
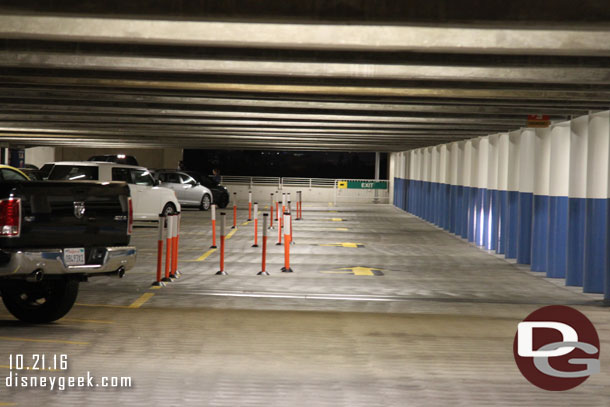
[1,279,79,323]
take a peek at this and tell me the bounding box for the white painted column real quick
[584,111,610,297]
[531,127,552,272]
[547,121,571,278]
[566,115,588,287]
[517,128,536,264]
[496,133,510,254]
[388,152,396,205]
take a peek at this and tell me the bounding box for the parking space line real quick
[128,293,155,309]
[196,248,216,261]
[0,336,89,345]
[226,228,238,239]
[61,318,115,324]
[75,303,130,309]
[0,402,16,406]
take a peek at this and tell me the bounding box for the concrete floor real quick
[0,204,608,406]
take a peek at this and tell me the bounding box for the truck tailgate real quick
[0,181,131,249]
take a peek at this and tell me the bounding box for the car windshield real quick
[48,165,99,181]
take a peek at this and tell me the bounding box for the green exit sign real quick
[338,181,387,190]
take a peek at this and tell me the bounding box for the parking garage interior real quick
[0,2,610,406]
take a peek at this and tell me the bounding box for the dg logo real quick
[513,305,600,391]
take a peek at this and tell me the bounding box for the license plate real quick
[64,248,85,266]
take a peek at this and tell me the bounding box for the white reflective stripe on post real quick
[288,201,292,214]
[167,214,174,239]
[221,212,226,236]
[211,204,216,220]
[282,193,286,207]
[249,191,252,203]
[158,215,164,240]
[284,213,291,235]
[177,213,181,235]
[270,193,274,206]
[173,213,179,237]
[262,214,268,236]
[254,202,258,219]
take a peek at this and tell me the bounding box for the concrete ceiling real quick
[0,1,609,152]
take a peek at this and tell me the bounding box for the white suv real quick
[47,161,181,220]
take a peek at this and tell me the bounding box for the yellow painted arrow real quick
[319,242,363,248]
[320,266,384,276]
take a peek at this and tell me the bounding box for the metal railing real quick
[219,175,389,204]
[220,176,338,189]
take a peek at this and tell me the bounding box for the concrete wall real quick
[391,110,610,301]
[24,147,56,168]
[56,147,183,169]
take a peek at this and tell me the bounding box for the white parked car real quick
[47,161,181,220]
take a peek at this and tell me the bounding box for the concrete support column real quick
[439,144,450,230]
[423,148,432,221]
[517,129,536,264]
[566,115,588,287]
[402,152,409,211]
[487,135,499,251]
[505,131,521,259]
[496,133,510,255]
[448,142,460,234]
[430,146,439,224]
[467,139,479,243]
[389,152,396,206]
[475,138,489,247]
[583,111,610,298]
[532,128,552,272]
[463,140,474,240]
[547,121,571,278]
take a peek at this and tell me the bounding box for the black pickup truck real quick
[0,177,136,323]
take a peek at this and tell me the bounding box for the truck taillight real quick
[127,197,133,235]
[0,198,21,237]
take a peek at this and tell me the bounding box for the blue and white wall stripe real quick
[389,110,610,301]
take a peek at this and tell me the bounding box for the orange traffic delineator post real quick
[276,195,280,230]
[216,212,227,275]
[170,212,180,278]
[232,192,237,229]
[257,214,269,275]
[296,191,302,220]
[276,204,283,246]
[288,201,295,245]
[162,213,174,282]
[281,212,293,272]
[281,193,286,229]
[152,213,166,286]
[252,202,259,247]
[269,193,274,229]
[210,204,217,248]
[248,190,253,221]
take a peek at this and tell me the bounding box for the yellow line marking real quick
[75,303,130,309]
[0,336,89,345]
[319,242,362,248]
[335,228,349,231]
[241,221,251,226]
[331,218,343,222]
[0,402,16,406]
[196,248,216,261]
[61,318,114,324]
[320,270,352,274]
[328,210,338,213]
[226,228,238,239]
[149,285,162,290]
[128,293,155,309]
